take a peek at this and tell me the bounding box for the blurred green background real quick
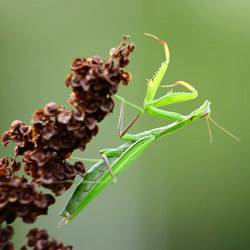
[0,0,249,249]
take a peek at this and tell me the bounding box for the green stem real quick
[69,157,100,162]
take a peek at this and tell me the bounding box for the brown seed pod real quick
[25,228,72,249]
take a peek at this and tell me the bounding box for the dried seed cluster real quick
[66,35,134,123]
[1,35,134,196]
[0,35,135,249]
[21,228,72,250]
[0,158,55,224]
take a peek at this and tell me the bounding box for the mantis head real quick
[199,100,211,118]
[190,100,211,119]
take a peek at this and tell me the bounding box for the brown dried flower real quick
[66,35,134,122]
[0,225,14,250]
[0,159,55,224]
[24,228,72,250]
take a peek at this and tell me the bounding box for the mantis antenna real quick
[207,116,240,141]
[206,116,213,143]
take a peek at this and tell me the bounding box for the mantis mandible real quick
[60,33,238,225]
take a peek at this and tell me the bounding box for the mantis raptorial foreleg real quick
[142,33,199,122]
[115,33,200,140]
[143,81,197,121]
[83,33,205,181]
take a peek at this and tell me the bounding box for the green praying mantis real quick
[59,33,239,225]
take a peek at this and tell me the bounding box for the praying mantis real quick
[60,33,239,225]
